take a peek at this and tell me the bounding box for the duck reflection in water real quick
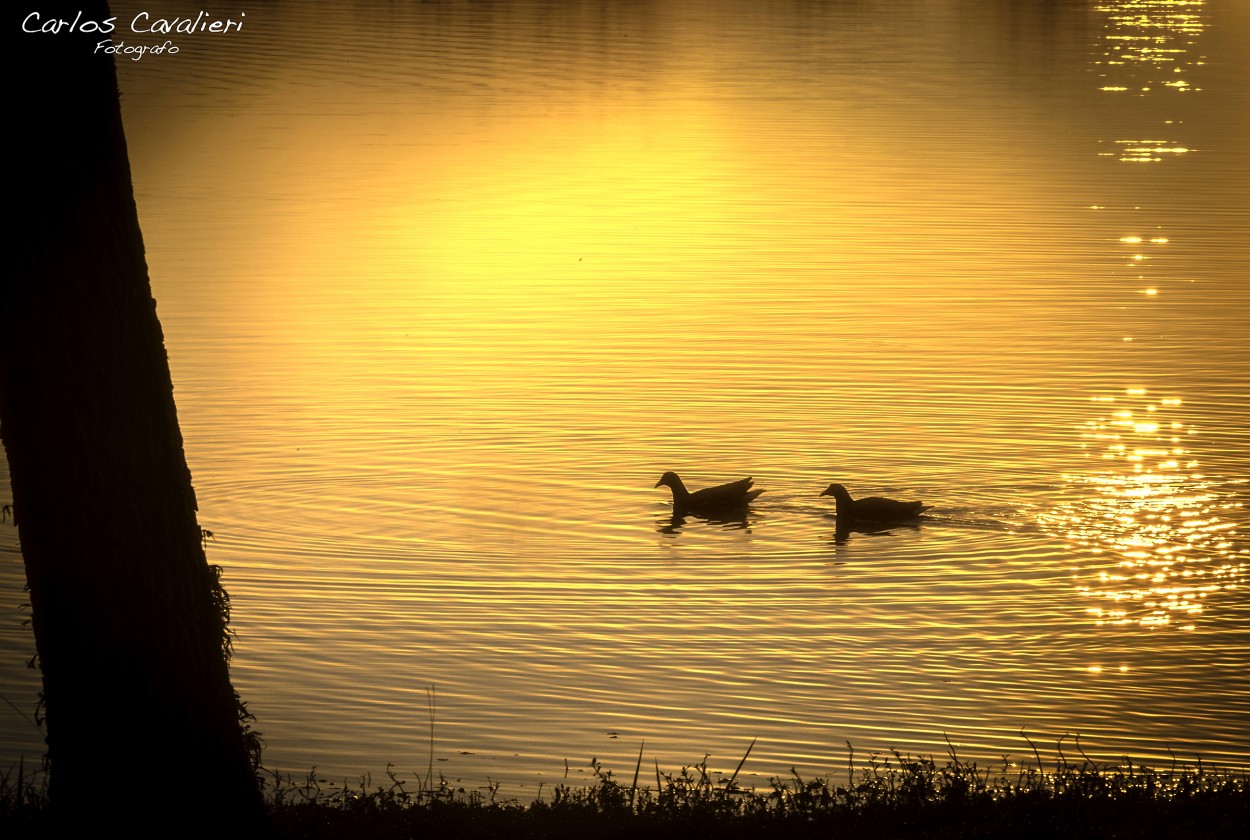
[829,518,924,544]
[654,471,764,532]
[657,510,757,534]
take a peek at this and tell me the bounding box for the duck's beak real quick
[654,479,663,488]
[819,487,831,496]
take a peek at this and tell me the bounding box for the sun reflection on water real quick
[1095,0,1206,78]
[1108,138,1190,163]
[1043,389,1247,630]
[1094,0,1206,163]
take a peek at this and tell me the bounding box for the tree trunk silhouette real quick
[4,3,268,830]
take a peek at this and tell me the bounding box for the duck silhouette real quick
[655,471,764,516]
[819,483,930,523]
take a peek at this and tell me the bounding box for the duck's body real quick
[820,483,929,522]
[655,471,764,516]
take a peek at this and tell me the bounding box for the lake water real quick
[3,0,1248,795]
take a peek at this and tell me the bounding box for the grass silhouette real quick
[5,732,1248,837]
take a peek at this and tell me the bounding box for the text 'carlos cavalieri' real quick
[22,10,246,60]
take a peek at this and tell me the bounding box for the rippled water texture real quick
[3,0,1247,793]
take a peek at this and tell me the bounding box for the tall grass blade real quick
[629,742,644,809]
[726,737,756,791]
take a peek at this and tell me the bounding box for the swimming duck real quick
[819,483,930,522]
[655,471,764,515]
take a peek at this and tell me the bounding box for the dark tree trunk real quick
[4,3,268,830]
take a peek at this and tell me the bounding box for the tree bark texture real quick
[4,2,267,829]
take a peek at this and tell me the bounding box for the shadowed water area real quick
[3,0,1248,796]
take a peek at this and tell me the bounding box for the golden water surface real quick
[2,0,1247,793]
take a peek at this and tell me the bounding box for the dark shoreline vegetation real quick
[4,738,1248,838]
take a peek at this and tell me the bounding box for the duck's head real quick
[655,471,683,490]
[820,483,850,500]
